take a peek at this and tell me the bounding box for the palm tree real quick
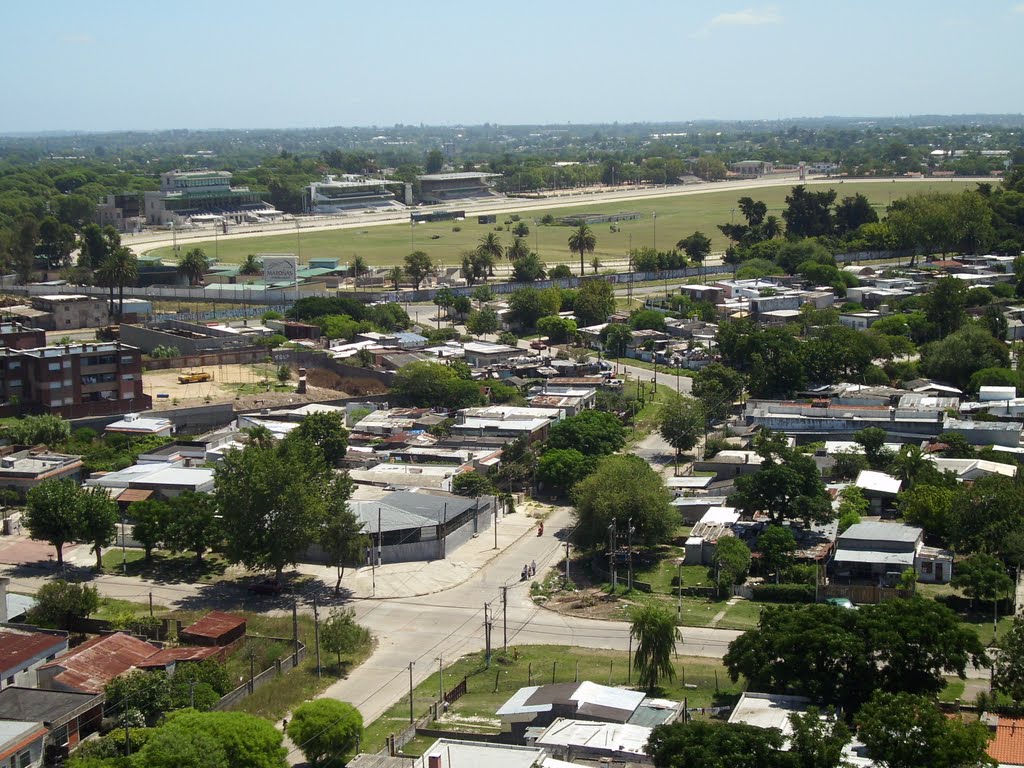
[505,236,530,263]
[761,215,782,241]
[351,255,368,289]
[590,256,601,274]
[890,445,929,488]
[238,254,262,276]
[568,223,597,277]
[477,233,503,277]
[100,247,138,321]
[630,604,681,693]
[178,248,210,287]
[388,266,403,291]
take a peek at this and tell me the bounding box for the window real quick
[120,356,134,365]
[921,561,933,574]
[17,749,30,768]
[48,362,60,371]
[5,676,12,685]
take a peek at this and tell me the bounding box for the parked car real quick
[530,340,547,350]
[248,579,288,596]
[825,597,857,610]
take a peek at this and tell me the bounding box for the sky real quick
[2,0,1023,133]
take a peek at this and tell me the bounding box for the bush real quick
[751,583,815,603]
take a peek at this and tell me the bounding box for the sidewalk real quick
[293,501,551,599]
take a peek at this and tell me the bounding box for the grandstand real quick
[303,174,407,214]
[143,170,282,226]
[558,211,642,226]
[417,171,501,203]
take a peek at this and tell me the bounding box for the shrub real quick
[751,583,815,603]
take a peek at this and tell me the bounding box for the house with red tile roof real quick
[988,716,1024,767]
[36,633,158,694]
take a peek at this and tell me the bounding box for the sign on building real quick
[260,254,297,283]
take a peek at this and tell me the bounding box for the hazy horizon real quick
[4,0,1023,133]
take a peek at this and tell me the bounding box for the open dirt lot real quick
[141,362,380,411]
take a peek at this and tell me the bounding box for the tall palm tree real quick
[890,445,929,488]
[568,223,597,277]
[506,236,530,263]
[387,266,403,291]
[761,215,782,241]
[178,248,210,287]
[477,233,503,277]
[351,255,368,289]
[630,604,682,693]
[100,247,138,321]
[238,254,262,276]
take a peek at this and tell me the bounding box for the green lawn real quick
[146,179,975,267]
[360,645,743,758]
[100,548,229,583]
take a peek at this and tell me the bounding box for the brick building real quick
[0,342,150,419]
[0,322,46,350]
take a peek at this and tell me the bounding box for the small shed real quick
[178,612,246,650]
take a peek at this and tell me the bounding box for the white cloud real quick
[1013,3,1024,13]
[694,5,781,36]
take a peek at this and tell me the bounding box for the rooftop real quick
[0,628,67,676]
[420,739,544,768]
[839,521,922,544]
[178,611,246,641]
[989,717,1024,766]
[496,681,645,722]
[0,686,100,724]
[38,632,157,694]
[854,470,902,496]
[0,720,46,756]
[535,718,652,757]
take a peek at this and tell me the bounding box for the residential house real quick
[0,720,47,768]
[177,612,246,652]
[103,413,174,438]
[36,633,158,694]
[853,470,902,515]
[0,687,102,758]
[451,406,562,443]
[0,450,83,499]
[833,522,951,585]
[0,627,68,690]
[532,718,653,764]
[685,507,741,566]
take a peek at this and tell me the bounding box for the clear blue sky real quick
[3,0,1022,132]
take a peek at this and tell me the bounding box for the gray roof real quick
[0,687,99,724]
[839,522,921,544]
[350,491,479,533]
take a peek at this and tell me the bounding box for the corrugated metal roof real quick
[179,611,245,641]
[39,633,157,694]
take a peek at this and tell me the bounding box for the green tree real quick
[951,474,1024,558]
[573,279,616,327]
[77,486,119,571]
[507,286,561,328]
[712,537,751,597]
[471,284,494,307]
[292,410,349,466]
[757,526,796,584]
[853,427,891,470]
[24,479,80,566]
[657,394,704,469]
[568,223,597,276]
[239,254,262,276]
[128,499,170,563]
[105,670,172,726]
[164,491,220,563]
[2,413,71,446]
[320,608,370,668]
[131,709,286,768]
[920,324,1010,390]
[834,193,879,235]
[511,252,547,282]
[923,276,969,338]
[952,552,1013,634]
[466,307,501,336]
[403,250,434,289]
[97,246,138,320]
[729,430,832,526]
[856,691,995,768]
[547,410,625,456]
[836,486,869,534]
[647,720,788,768]
[572,455,674,550]
[629,309,667,332]
[391,361,483,409]
[177,247,210,287]
[678,231,712,276]
[782,185,837,238]
[319,475,364,595]
[215,436,333,582]
[425,149,444,174]
[787,707,852,768]
[537,449,592,495]
[27,580,99,630]
[888,444,931,488]
[350,254,367,287]
[994,615,1024,703]
[536,315,577,344]
[288,699,363,767]
[451,471,496,498]
[388,265,403,290]
[477,232,504,278]
[433,286,456,326]
[691,364,745,423]
[276,364,291,384]
[602,323,633,358]
[630,604,682,692]
[898,484,956,542]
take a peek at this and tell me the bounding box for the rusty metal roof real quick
[179,611,246,641]
[38,633,157,694]
[0,629,67,677]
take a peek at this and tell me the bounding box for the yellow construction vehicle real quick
[178,371,213,384]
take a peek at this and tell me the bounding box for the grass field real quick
[146,179,977,268]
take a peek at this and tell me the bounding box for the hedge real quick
[751,583,816,603]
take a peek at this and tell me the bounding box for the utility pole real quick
[408,661,415,724]
[627,519,635,591]
[484,604,492,668]
[565,539,571,586]
[292,599,299,666]
[313,593,322,679]
[437,655,443,704]
[189,679,196,709]
[608,520,618,591]
[493,501,498,550]
[501,586,508,652]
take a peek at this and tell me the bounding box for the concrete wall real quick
[121,321,259,355]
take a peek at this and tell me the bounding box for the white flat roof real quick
[422,739,543,768]
[854,470,902,495]
[535,718,652,756]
